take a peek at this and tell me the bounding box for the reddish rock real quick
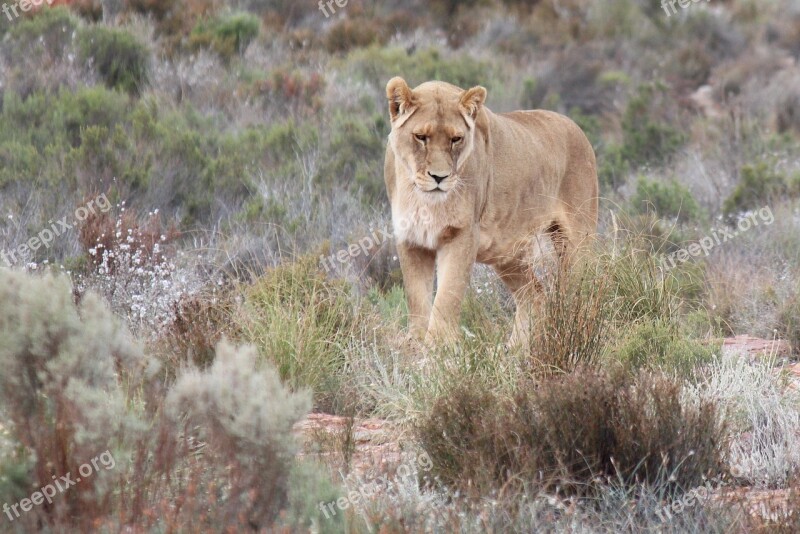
[721,335,792,358]
[713,487,796,525]
[292,413,403,477]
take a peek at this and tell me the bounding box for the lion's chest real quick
[392,204,451,250]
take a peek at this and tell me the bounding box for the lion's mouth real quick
[418,186,448,195]
[415,177,455,194]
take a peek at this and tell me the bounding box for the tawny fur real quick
[384,77,598,345]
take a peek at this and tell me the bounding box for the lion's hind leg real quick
[493,258,541,349]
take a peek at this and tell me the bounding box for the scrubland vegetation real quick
[1,0,800,532]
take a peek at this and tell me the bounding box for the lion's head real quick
[386,77,487,197]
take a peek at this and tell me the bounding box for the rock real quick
[689,85,725,119]
[713,487,796,526]
[721,335,793,359]
[292,413,403,478]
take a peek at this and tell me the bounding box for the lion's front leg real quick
[426,229,479,344]
[397,242,435,340]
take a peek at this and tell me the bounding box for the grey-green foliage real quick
[631,176,702,223]
[167,340,311,458]
[0,269,153,514]
[189,11,261,62]
[611,318,716,377]
[282,460,344,534]
[4,6,78,59]
[166,340,312,525]
[77,25,150,95]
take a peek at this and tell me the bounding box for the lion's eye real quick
[414,134,428,143]
[451,136,463,144]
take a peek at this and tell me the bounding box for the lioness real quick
[384,77,598,346]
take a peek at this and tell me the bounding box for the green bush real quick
[235,255,361,411]
[190,12,261,62]
[346,46,495,93]
[77,25,150,95]
[630,176,702,223]
[597,143,627,190]
[611,319,716,376]
[281,460,344,533]
[723,161,800,217]
[4,6,78,59]
[620,83,685,168]
[520,238,704,375]
[606,234,704,325]
[1,86,130,152]
[0,87,321,230]
[0,440,32,516]
[318,112,386,202]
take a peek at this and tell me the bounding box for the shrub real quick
[620,83,685,168]
[125,0,181,20]
[525,239,702,375]
[610,319,716,376]
[414,381,503,494]
[723,161,800,218]
[325,18,386,53]
[527,258,614,375]
[778,285,800,356]
[77,25,150,95]
[75,204,189,336]
[250,67,326,115]
[687,354,800,489]
[235,255,361,411]
[597,143,628,190]
[166,341,312,529]
[280,460,344,532]
[346,46,495,94]
[318,112,386,202]
[606,238,702,324]
[630,176,702,223]
[417,368,727,497]
[0,270,150,527]
[4,6,78,60]
[190,12,261,62]
[160,291,235,376]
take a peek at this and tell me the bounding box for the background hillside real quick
[0,0,799,532]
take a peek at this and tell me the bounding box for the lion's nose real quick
[428,171,449,184]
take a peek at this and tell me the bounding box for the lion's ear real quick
[386,77,415,122]
[460,86,487,120]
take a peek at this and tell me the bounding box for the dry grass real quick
[1,0,800,531]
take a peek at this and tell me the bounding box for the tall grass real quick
[234,255,367,411]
